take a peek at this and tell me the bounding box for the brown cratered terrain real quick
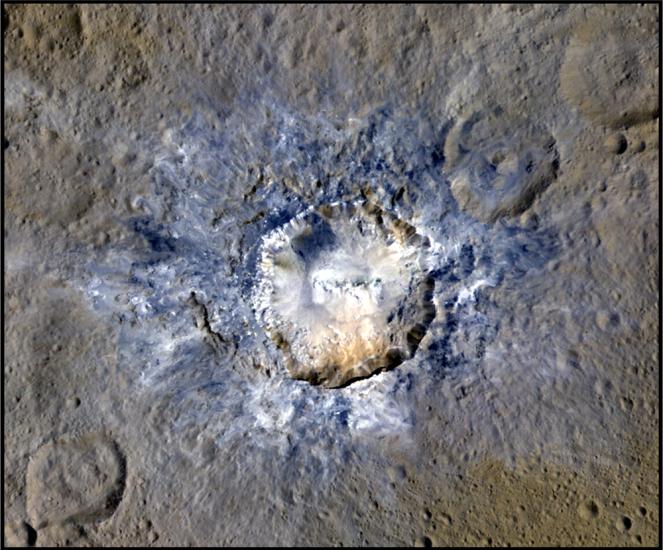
[3,4,660,547]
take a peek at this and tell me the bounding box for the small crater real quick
[26,434,126,529]
[67,396,82,409]
[415,535,433,548]
[616,515,633,532]
[388,464,408,482]
[578,500,600,520]
[445,107,559,223]
[605,133,628,155]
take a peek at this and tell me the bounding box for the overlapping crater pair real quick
[253,201,435,388]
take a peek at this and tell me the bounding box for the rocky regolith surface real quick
[3,4,660,547]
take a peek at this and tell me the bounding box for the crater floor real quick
[253,201,435,387]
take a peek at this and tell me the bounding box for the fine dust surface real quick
[3,4,659,547]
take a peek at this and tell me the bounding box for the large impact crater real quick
[253,200,435,388]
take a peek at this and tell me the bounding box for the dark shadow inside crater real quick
[289,213,337,265]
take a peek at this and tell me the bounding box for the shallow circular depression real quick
[253,201,436,388]
[445,106,559,223]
